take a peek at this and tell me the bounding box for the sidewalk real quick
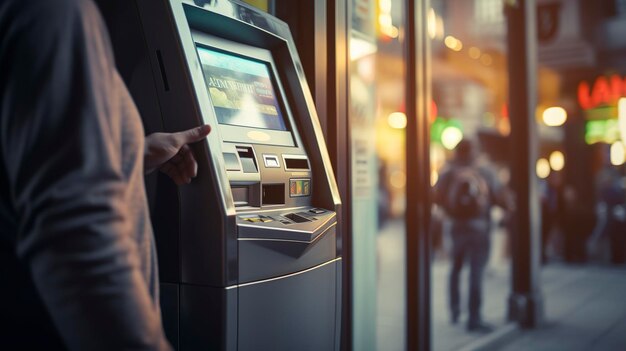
[432,257,512,351]
[433,263,626,351]
[495,264,626,351]
[375,220,513,351]
[376,219,626,351]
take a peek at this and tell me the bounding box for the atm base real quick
[176,259,340,351]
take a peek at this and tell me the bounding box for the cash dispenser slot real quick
[232,183,261,208]
[232,186,249,207]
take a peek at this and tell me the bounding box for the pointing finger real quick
[173,124,211,146]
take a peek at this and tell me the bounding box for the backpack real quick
[444,166,490,219]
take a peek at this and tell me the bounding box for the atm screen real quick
[197,46,289,131]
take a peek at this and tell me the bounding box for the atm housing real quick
[98,1,342,350]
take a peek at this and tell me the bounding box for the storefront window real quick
[349,0,407,349]
[429,1,511,349]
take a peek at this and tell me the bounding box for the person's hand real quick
[144,125,211,185]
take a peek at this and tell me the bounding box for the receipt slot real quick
[98,1,342,350]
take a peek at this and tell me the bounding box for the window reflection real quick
[349,0,407,350]
[430,1,511,349]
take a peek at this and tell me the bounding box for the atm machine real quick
[97,1,342,350]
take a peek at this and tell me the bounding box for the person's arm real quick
[1,1,170,349]
[486,168,515,212]
[144,125,211,185]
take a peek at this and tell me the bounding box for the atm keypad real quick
[239,209,327,225]
[283,213,311,223]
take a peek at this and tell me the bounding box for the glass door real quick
[428,1,512,350]
[348,0,409,349]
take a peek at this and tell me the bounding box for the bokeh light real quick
[390,170,407,189]
[480,53,493,65]
[428,8,437,40]
[441,125,463,150]
[387,112,407,129]
[549,151,565,171]
[444,35,463,51]
[610,142,626,166]
[468,46,481,59]
[536,158,551,179]
[430,170,439,187]
[543,106,567,127]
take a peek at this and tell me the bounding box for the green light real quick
[431,117,463,144]
[585,119,621,144]
[431,118,447,143]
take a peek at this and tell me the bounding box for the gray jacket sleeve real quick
[0,0,170,349]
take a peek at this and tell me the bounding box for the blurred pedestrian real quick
[589,164,626,264]
[539,172,563,264]
[434,139,512,333]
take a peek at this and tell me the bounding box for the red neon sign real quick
[578,75,626,110]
